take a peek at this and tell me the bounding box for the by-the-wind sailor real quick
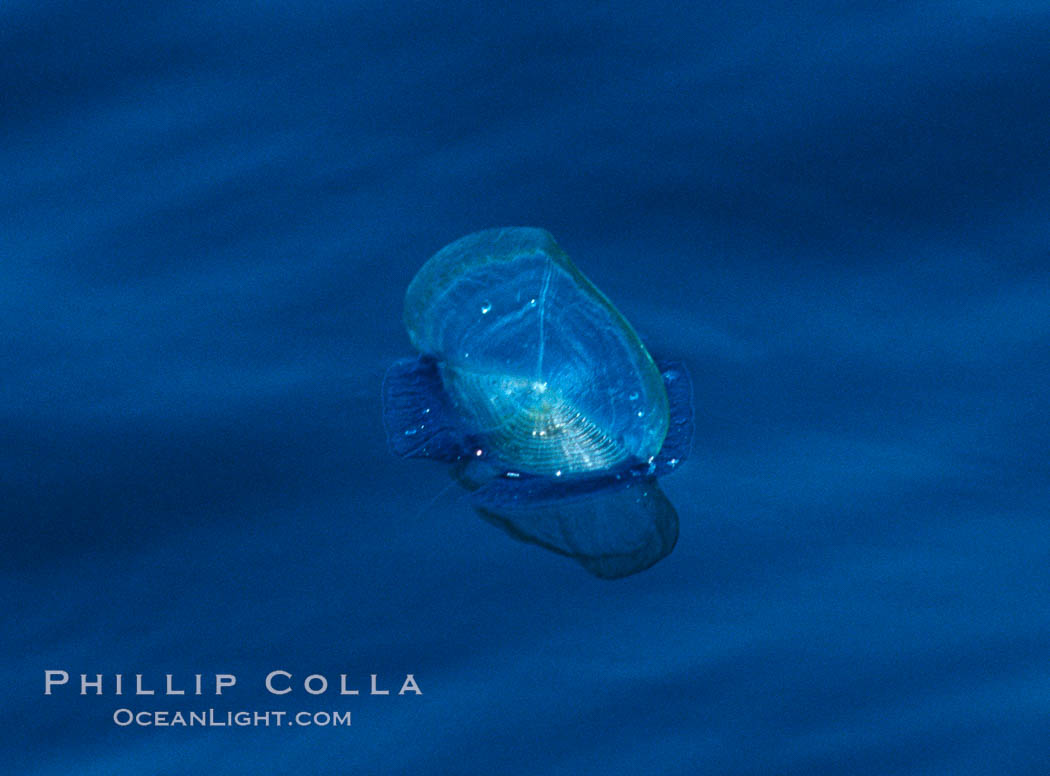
[383,228,693,578]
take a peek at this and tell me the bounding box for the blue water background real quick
[3,1,1049,773]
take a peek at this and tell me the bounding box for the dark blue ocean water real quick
[3,2,1049,773]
